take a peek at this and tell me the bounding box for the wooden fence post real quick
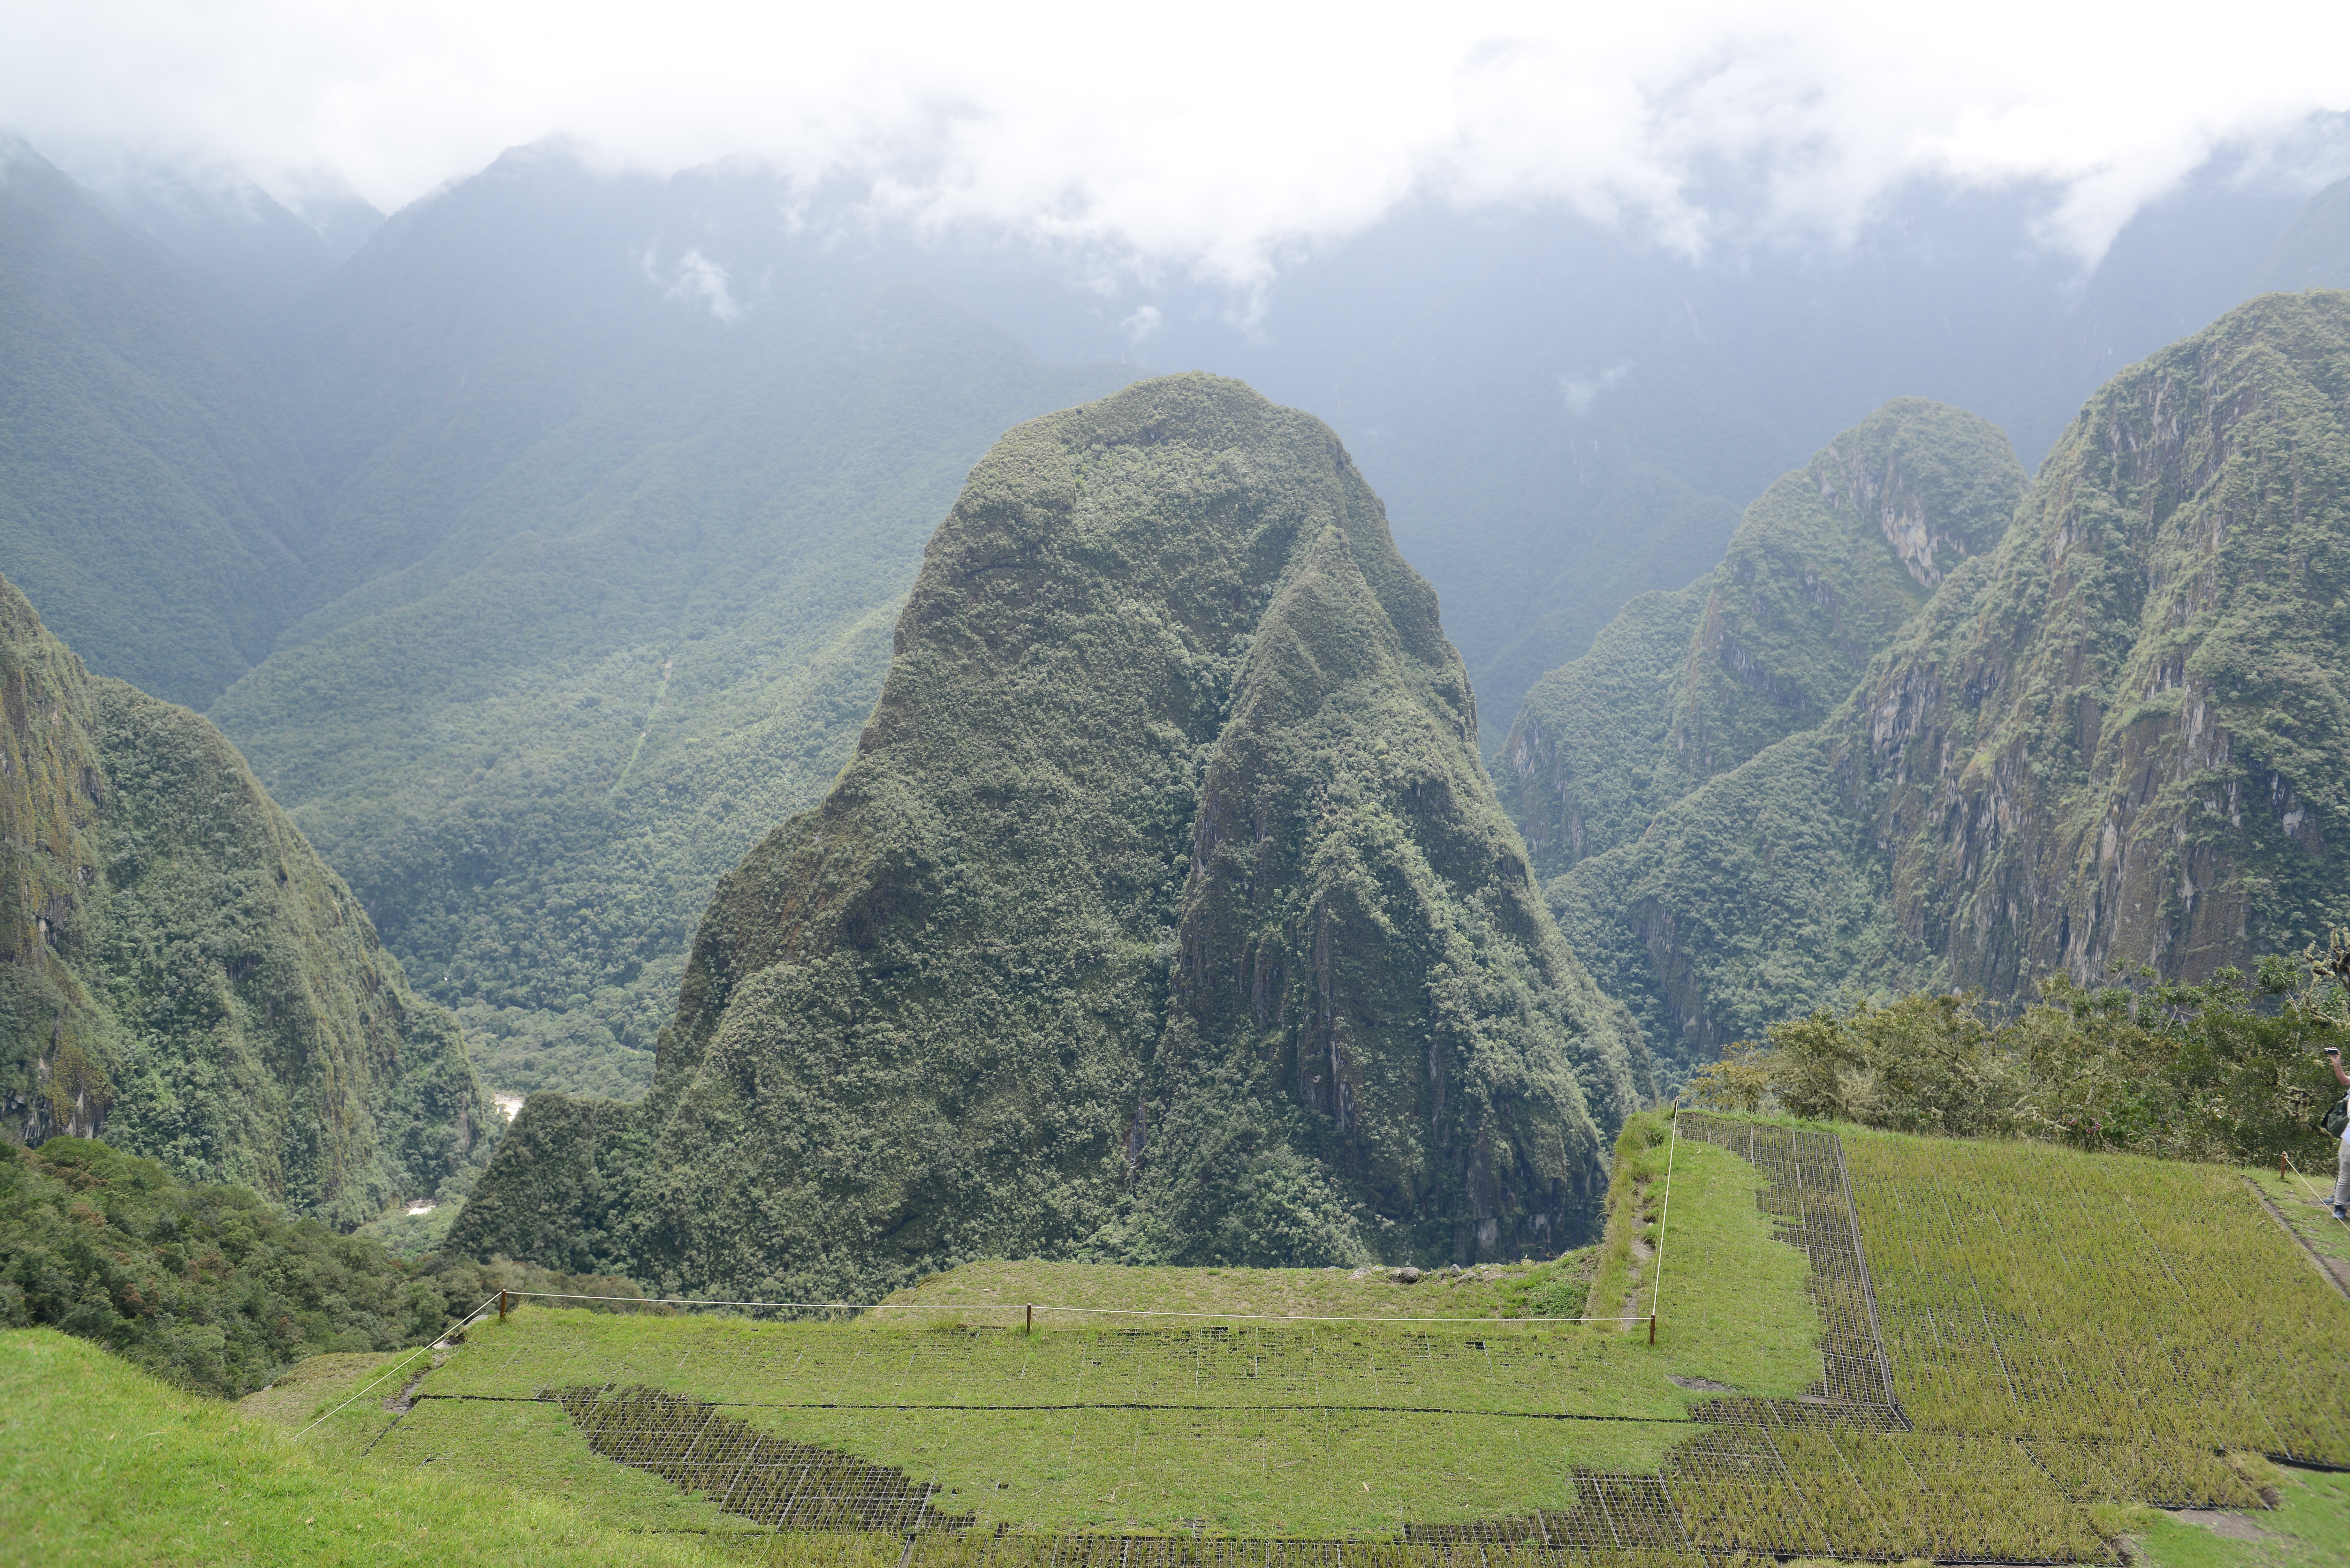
[499,1288,509,1322]
[1648,1314,1656,1345]
[1026,1303,1033,1335]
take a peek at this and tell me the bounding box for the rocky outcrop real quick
[455,374,1651,1295]
[1851,291,2350,992]
[0,573,491,1224]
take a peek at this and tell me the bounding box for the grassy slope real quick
[1845,1127,2343,1458]
[2129,1467,2350,1568]
[881,1259,1547,1321]
[18,1116,2350,1559]
[0,1328,749,1567]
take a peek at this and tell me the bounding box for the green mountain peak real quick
[453,374,1651,1294]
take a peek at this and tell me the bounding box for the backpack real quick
[2321,1096,2350,1140]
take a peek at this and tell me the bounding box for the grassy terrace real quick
[280,1130,1818,1541]
[11,1111,2348,1563]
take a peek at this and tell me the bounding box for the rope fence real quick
[498,1291,1658,1325]
[1646,1106,1680,1345]
[2278,1149,2350,1234]
[293,1290,503,1439]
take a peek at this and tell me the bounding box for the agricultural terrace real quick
[238,1112,2344,1564]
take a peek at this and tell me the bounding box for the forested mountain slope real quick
[0,575,490,1225]
[211,148,1136,1095]
[451,376,1650,1295]
[1505,400,2024,878]
[1541,292,2350,1074]
[0,145,307,710]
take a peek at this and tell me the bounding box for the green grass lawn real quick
[0,1328,757,1566]
[879,1260,1565,1323]
[2125,1464,2350,1567]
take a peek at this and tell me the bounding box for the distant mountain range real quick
[5,128,2349,1165]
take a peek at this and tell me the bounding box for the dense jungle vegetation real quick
[2,573,492,1225]
[1519,291,2350,1079]
[1687,945,2350,1166]
[0,1136,653,1398]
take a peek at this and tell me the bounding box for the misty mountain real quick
[893,170,2332,737]
[7,133,2349,1118]
[52,150,384,323]
[208,146,1138,1095]
[0,145,309,710]
[450,376,1648,1294]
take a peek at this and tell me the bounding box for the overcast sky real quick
[7,0,2349,285]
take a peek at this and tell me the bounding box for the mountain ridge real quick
[1530,292,2350,1072]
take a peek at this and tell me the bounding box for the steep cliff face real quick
[455,374,1650,1295]
[1140,481,1642,1267]
[1543,292,2350,1075]
[1854,291,2350,992]
[1505,400,2022,878]
[0,575,490,1225]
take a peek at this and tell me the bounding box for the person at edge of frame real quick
[2327,1045,2350,1221]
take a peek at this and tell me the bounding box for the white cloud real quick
[664,247,740,323]
[1562,364,1632,417]
[3,0,2346,286]
[1118,305,1164,359]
